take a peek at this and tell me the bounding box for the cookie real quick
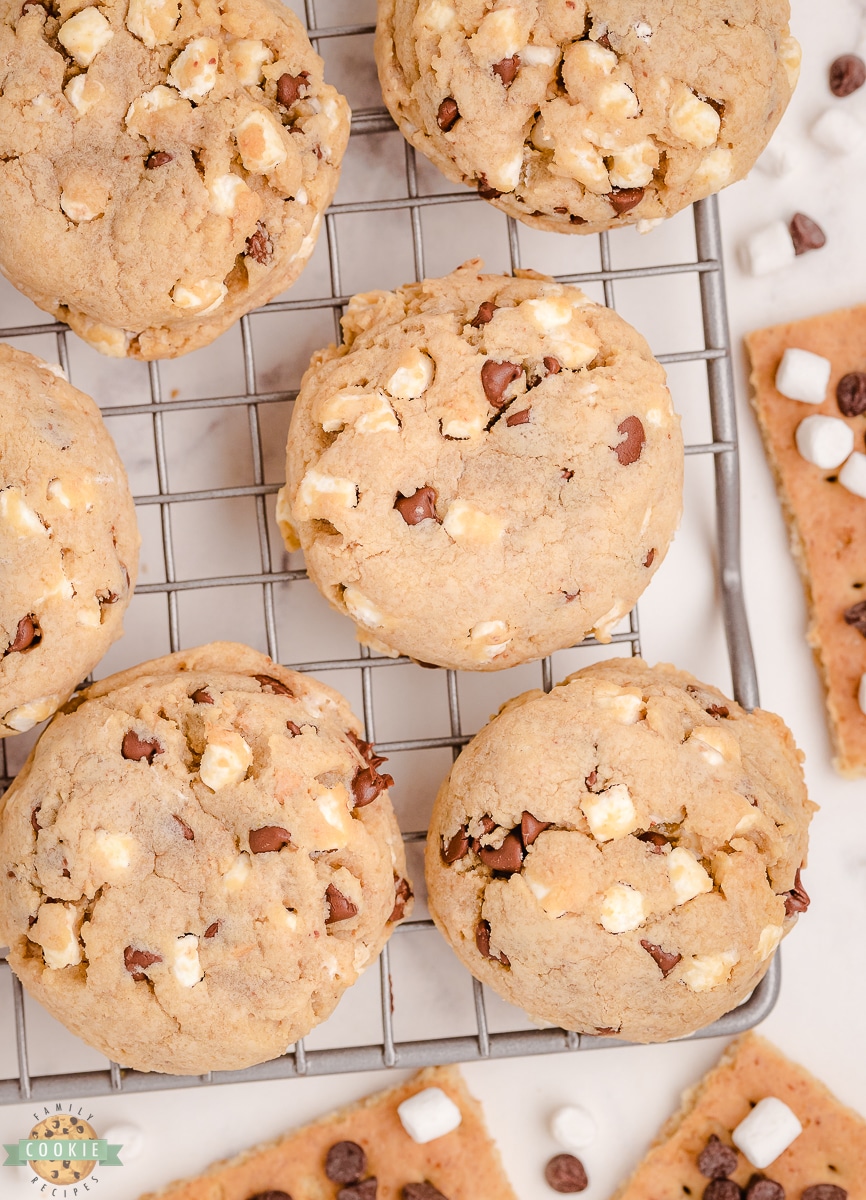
[0,0,349,359]
[375,0,799,235]
[278,261,683,671]
[140,1065,518,1200]
[0,642,411,1075]
[0,343,139,738]
[746,306,866,778]
[425,657,814,1043]
[613,1033,866,1200]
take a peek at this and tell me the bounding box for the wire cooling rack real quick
[0,0,780,1104]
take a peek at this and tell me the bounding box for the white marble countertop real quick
[2,0,865,1196]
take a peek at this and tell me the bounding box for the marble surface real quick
[2,1,865,1197]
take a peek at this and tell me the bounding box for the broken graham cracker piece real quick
[139,1065,518,1200]
[746,306,866,778]
[613,1033,866,1200]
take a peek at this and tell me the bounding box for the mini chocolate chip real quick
[698,1135,739,1180]
[246,221,273,265]
[563,590,579,602]
[789,213,826,256]
[352,764,394,807]
[640,939,682,978]
[395,486,438,525]
[561,468,574,480]
[339,1182,378,1200]
[437,97,459,131]
[31,804,42,833]
[595,1026,618,1035]
[609,187,644,215]
[801,1188,847,1200]
[475,918,509,965]
[554,205,569,213]
[706,703,730,718]
[249,826,292,853]
[121,731,163,763]
[277,71,309,107]
[325,1140,367,1184]
[326,883,358,923]
[492,54,520,85]
[478,829,524,873]
[845,600,866,637]
[402,1185,447,1200]
[6,614,40,654]
[286,720,302,736]
[442,826,470,863]
[470,301,496,326]
[612,415,646,465]
[191,688,214,705]
[506,407,530,426]
[204,921,220,938]
[703,1183,743,1200]
[585,768,598,788]
[784,867,810,916]
[597,33,612,49]
[173,815,194,840]
[643,549,655,568]
[545,1154,588,1193]
[521,811,552,846]
[570,213,588,225]
[254,673,293,696]
[481,359,522,406]
[124,946,161,981]
[544,356,562,375]
[478,175,503,200]
[745,1177,785,1200]
[249,1193,294,1200]
[638,830,669,852]
[830,53,866,97]
[347,730,386,767]
[836,372,866,416]
[389,876,413,922]
[145,151,173,169]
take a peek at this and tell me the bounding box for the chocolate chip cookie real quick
[0,642,411,1074]
[278,261,683,671]
[0,0,349,358]
[425,657,814,1043]
[1,343,139,738]
[376,1,799,234]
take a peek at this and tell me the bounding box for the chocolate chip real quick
[789,213,826,256]
[6,614,40,654]
[124,946,162,981]
[830,53,866,97]
[442,826,470,863]
[481,360,522,406]
[561,468,574,480]
[389,876,413,922]
[478,829,524,873]
[801,1188,847,1200]
[191,688,214,705]
[521,811,552,846]
[698,1135,739,1180]
[254,674,293,696]
[544,356,562,375]
[545,1154,589,1193]
[707,703,730,718]
[585,769,598,788]
[845,599,866,638]
[347,731,386,767]
[339,1182,378,1200]
[478,175,503,200]
[246,221,273,265]
[286,720,302,736]
[640,939,682,978]
[612,415,646,465]
[609,187,644,215]
[121,731,163,763]
[784,866,810,916]
[492,54,520,85]
[595,1026,618,1035]
[325,1141,366,1184]
[836,372,866,416]
[249,826,292,853]
[352,764,394,807]
[554,205,569,213]
[643,549,655,568]
[745,1177,785,1200]
[703,1183,743,1200]
[249,1193,294,1200]
[596,33,612,49]
[506,407,530,426]
[277,71,309,107]
[326,883,358,923]
[570,214,587,225]
[395,486,438,525]
[437,97,459,131]
[31,804,41,833]
[563,590,579,602]
[475,918,509,965]
[173,815,194,840]
[145,151,173,169]
[637,830,669,852]
[402,1185,447,1200]
[470,301,496,326]
[204,921,220,938]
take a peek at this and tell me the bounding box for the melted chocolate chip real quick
[596,33,612,49]
[191,688,214,705]
[442,826,470,863]
[277,71,309,107]
[846,600,866,638]
[506,407,531,426]
[561,468,574,481]
[254,674,293,696]
[6,614,40,653]
[585,769,598,788]
[789,213,826,256]
[204,921,220,938]
[339,1182,378,1200]
[698,1135,739,1180]
[643,549,655,568]
[395,487,438,525]
[595,1026,618,1036]
[249,1193,294,1200]
[470,301,496,326]
[830,53,866,97]
[612,415,646,465]
[481,360,522,406]
[836,372,866,417]
[325,1141,367,1184]
[173,815,194,840]
[521,811,552,846]
[475,918,509,965]
[492,54,520,85]
[800,1188,846,1200]
[437,97,459,131]
[286,720,302,736]
[478,175,503,200]
[640,939,682,978]
[31,804,41,833]
[704,1183,743,1200]
[121,731,163,763]
[744,1177,785,1200]
[545,1154,589,1193]
[784,867,810,916]
[326,883,358,923]
[544,356,562,375]
[124,946,162,981]
[478,830,524,874]
[347,730,386,767]
[145,151,173,169]
[352,764,394,807]
[637,830,669,852]
[249,826,292,853]
[402,1186,447,1200]
[609,187,645,215]
[389,876,413,922]
[246,221,273,265]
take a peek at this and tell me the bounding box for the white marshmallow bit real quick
[58,8,114,67]
[295,469,358,518]
[171,279,227,316]
[64,73,105,115]
[522,44,558,67]
[126,85,180,128]
[92,830,135,872]
[668,84,720,148]
[775,348,832,404]
[469,620,510,661]
[208,173,251,217]
[554,138,609,193]
[223,852,251,890]
[681,950,738,992]
[691,147,733,190]
[420,0,455,31]
[858,673,866,715]
[668,847,713,905]
[397,1087,462,1144]
[732,1097,803,1168]
[169,38,219,102]
[740,221,795,277]
[318,390,399,434]
[633,20,652,41]
[385,349,434,398]
[598,80,640,120]
[596,691,645,724]
[811,108,864,156]
[126,0,179,49]
[235,109,288,173]
[34,903,82,970]
[47,478,72,507]
[757,923,784,960]
[77,318,130,357]
[2,695,60,732]
[551,1105,597,1151]
[172,934,202,987]
[60,187,104,223]
[443,500,504,544]
[600,883,645,933]
[343,587,384,630]
[200,730,252,791]
[795,415,854,470]
[609,139,658,189]
[1,487,46,536]
[441,415,484,439]
[839,451,866,499]
[316,785,352,847]
[780,35,801,89]
[689,725,739,766]
[228,38,272,86]
[580,783,637,842]
[569,39,616,77]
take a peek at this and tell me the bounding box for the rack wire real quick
[0,1,779,1105]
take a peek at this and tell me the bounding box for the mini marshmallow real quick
[775,347,832,404]
[859,672,866,715]
[839,451,866,498]
[731,1097,803,1168]
[397,1087,462,1144]
[551,1105,597,1151]
[811,107,866,155]
[740,221,795,276]
[795,415,854,469]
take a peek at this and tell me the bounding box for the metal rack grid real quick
[0,2,779,1105]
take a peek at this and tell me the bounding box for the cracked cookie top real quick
[0,642,411,1074]
[0,343,139,738]
[425,657,814,1042]
[278,260,683,671]
[375,0,799,234]
[0,0,350,358]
